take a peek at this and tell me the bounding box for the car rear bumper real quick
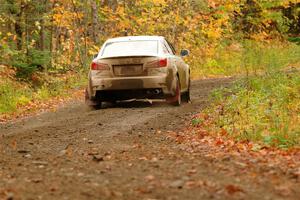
[91,75,172,94]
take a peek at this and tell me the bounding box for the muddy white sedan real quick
[86,36,190,108]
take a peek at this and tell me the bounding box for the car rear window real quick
[101,40,158,57]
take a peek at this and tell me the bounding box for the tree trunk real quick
[40,18,45,51]
[14,1,25,50]
[91,0,99,44]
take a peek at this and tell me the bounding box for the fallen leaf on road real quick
[215,138,224,146]
[93,155,104,162]
[139,157,148,161]
[170,180,184,189]
[32,161,48,165]
[225,184,245,195]
[145,175,155,182]
[31,178,43,183]
[275,185,293,197]
[185,181,197,189]
[11,140,17,150]
[17,149,30,154]
[187,169,197,175]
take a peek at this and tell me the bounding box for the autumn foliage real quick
[0,0,299,75]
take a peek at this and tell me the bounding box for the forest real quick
[0,0,300,148]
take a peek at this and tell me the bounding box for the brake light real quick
[159,58,167,67]
[91,62,109,70]
[147,58,168,68]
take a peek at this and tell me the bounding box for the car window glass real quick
[165,40,176,55]
[163,41,174,55]
[101,40,158,57]
[162,42,170,54]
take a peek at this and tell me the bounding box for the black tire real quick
[172,76,181,106]
[182,78,191,103]
[85,89,102,109]
[92,102,102,110]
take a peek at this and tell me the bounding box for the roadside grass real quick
[0,70,87,116]
[211,72,299,148]
[191,40,300,149]
[0,80,32,114]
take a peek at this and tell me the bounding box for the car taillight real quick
[91,62,109,70]
[147,58,168,68]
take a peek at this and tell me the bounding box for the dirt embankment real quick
[0,78,299,200]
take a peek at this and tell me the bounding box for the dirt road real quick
[0,78,299,200]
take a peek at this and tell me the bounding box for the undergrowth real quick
[190,40,300,78]
[0,71,87,115]
[194,71,300,149]
[190,40,300,149]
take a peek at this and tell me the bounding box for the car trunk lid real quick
[100,56,158,77]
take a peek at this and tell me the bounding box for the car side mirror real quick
[180,49,189,57]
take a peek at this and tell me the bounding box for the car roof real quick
[106,36,165,43]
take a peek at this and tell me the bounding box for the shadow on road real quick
[97,99,172,109]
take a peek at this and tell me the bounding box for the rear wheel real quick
[85,89,102,109]
[92,102,102,110]
[182,78,191,103]
[168,76,181,106]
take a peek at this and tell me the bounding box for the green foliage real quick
[0,72,87,114]
[0,80,32,114]
[192,118,203,126]
[12,49,51,79]
[190,40,300,78]
[206,72,300,148]
[288,37,300,45]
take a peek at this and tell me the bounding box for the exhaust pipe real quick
[147,89,161,95]
[154,89,160,95]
